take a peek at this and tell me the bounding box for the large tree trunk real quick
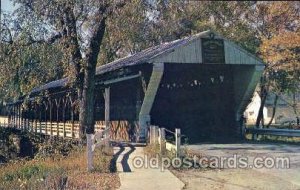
[80,65,96,136]
[80,17,107,137]
[292,92,299,116]
[255,82,269,128]
[265,94,278,128]
[60,6,86,139]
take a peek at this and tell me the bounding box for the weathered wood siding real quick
[151,38,203,63]
[224,40,262,65]
[150,35,264,65]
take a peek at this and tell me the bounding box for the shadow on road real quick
[121,144,136,172]
[110,142,136,173]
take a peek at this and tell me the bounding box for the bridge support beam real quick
[234,65,264,139]
[139,63,164,141]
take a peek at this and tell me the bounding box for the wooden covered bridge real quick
[5,30,265,143]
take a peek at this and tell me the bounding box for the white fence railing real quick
[149,126,181,157]
[0,119,107,139]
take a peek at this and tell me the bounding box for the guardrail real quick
[246,127,300,140]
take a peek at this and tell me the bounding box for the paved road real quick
[113,143,185,190]
[181,143,300,189]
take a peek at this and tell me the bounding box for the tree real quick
[260,31,300,126]
[8,0,127,140]
[0,11,65,103]
[250,1,300,128]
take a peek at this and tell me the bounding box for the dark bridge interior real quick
[151,63,237,143]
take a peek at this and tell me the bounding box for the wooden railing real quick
[1,119,106,139]
[1,118,138,142]
[149,126,181,157]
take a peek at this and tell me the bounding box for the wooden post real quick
[150,126,158,144]
[175,128,181,158]
[86,134,94,171]
[34,104,37,134]
[104,87,110,137]
[7,107,10,127]
[15,105,17,128]
[12,106,15,127]
[252,133,258,141]
[27,110,31,131]
[136,79,142,120]
[16,105,18,128]
[155,126,159,144]
[39,105,42,135]
[49,100,53,136]
[159,128,166,155]
[150,126,154,144]
[22,110,25,130]
[18,105,21,129]
[27,111,30,131]
[18,105,20,129]
[19,105,22,130]
[55,98,60,137]
[44,102,48,135]
[34,119,37,134]
[21,107,24,130]
[63,99,66,138]
[71,107,74,139]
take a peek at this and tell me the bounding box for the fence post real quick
[71,108,74,139]
[150,126,158,144]
[252,127,258,141]
[71,122,74,139]
[49,102,53,136]
[104,87,110,139]
[175,128,181,158]
[149,126,153,144]
[61,100,66,138]
[34,120,37,134]
[39,111,42,135]
[155,126,159,144]
[63,123,66,138]
[159,128,166,155]
[86,134,94,172]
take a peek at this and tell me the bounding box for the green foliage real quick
[0,36,65,102]
[3,164,47,182]
[34,138,77,159]
[93,146,115,173]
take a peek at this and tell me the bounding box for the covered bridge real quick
[6,30,265,143]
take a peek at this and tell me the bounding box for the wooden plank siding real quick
[150,35,263,66]
[224,40,262,65]
[151,38,203,64]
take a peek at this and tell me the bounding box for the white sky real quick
[1,0,14,12]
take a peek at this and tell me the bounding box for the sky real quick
[1,0,14,12]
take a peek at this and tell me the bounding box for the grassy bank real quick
[0,146,120,189]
